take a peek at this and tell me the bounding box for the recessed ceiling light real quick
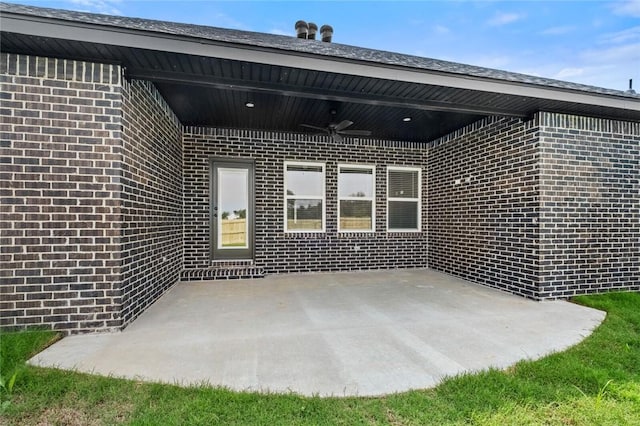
[402,117,412,122]
[245,102,255,108]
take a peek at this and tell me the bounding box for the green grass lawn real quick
[1,292,639,425]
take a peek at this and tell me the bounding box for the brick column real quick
[1,54,124,332]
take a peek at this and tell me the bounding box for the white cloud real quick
[526,61,626,90]
[269,29,290,36]
[473,54,512,69]
[209,12,251,31]
[565,64,628,90]
[452,53,512,70]
[598,26,640,44]
[547,41,639,90]
[611,0,640,17]
[433,25,451,35]
[536,21,640,90]
[487,12,524,27]
[582,42,640,63]
[515,69,542,78]
[69,0,122,15]
[554,67,584,79]
[540,26,575,36]
[562,25,640,89]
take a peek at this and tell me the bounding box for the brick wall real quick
[183,128,428,273]
[427,113,639,299]
[1,55,183,332]
[427,117,541,298]
[538,113,640,297]
[1,53,124,331]
[2,53,637,334]
[119,80,183,324]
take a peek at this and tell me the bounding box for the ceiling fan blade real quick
[334,120,353,131]
[339,129,372,136]
[332,133,344,143]
[300,124,327,132]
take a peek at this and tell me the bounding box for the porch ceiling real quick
[1,32,490,141]
[2,3,638,142]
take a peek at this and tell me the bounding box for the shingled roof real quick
[2,2,638,140]
[2,2,637,99]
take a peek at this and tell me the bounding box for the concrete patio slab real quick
[29,269,605,397]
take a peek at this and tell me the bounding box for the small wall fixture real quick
[402,117,412,122]
[245,102,255,108]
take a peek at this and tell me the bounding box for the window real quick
[387,167,421,232]
[338,165,375,232]
[284,162,325,232]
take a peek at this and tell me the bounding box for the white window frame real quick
[338,164,376,233]
[284,161,326,233]
[387,166,422,232]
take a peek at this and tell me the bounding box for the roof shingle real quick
[2,1,638,100]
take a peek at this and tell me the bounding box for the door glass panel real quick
[218,168,248,249]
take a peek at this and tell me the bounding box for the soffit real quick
[1,4,638,142]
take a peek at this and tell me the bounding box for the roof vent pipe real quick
[295,20,308,39]
[320,24,333,42]
[307,22,318,40]
[627,79,636,94]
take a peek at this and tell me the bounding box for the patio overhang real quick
[1,4,638,142]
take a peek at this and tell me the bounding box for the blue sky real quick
[8,0,640,92]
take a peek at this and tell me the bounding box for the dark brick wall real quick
[427,117,541,298]
[538,113,640,297]
[183,128,428,273]
[119,80,183,325]
[2,53,638,335]
[1,53,124,331]
[1,55,183,332]
[427,112,639,299]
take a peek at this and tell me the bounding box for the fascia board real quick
[2,13,639,115]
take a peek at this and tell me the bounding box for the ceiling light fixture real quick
[402,117,412,122]
[245,101,255,108]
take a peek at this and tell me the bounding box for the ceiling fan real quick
[300,120,372,143]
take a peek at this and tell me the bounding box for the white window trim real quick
[284,161,326,233]
[338,164,376,233]
[387,166,422,232]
